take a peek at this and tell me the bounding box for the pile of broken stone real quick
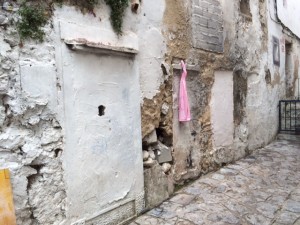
[142,130,172,174]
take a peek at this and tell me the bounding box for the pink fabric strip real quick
[179,60,191,122]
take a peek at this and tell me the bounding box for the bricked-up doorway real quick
[57,23,144,224]
[285,42,294,97]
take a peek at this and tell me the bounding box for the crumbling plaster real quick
[0,0,300,223]
[0,7,66,225]
[1,2,136,225]
[155,0,300,186]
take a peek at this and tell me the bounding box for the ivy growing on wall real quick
[104,0,129,35]
[17,4,48,41]
[17,0,129,41]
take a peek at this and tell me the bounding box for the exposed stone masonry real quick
[0,5,66,225]
[191,0,223,52]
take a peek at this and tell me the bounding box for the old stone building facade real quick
[0,0,299,224]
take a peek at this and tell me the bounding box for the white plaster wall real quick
[219,0,235,46]
[246,0,300,150]
[136,0,167,99]
[53,5,145,224]
[245,0,282,149]
[277,0,300,38]
[0,1,167,223]
[53,1,167,99]
[225,0,279,150]
[219,0,296,151]
[211,71,234,148]
[20,63,57,111]
[0,0,168,223]
[61,46,143,224]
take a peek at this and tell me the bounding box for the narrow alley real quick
[1,0,300,224]
[129,135,300,225]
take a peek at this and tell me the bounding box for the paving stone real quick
[244,214,271,225]
[169,194,195,206]
[233,175,250,186]
[275,211,299,224]
[148,202,182,220]
[269,195,288,205]
[207,211,239,224]
[214,184,228,193]
[199,177,221,186]
[256,202,280,219]
[219,167,239,175]
[181,212,205,224]
[134,215,161,225]
[183,183,212,196]
[183,186,204,195]
[252,191,272,201]
[223,201,251,216]
[211,173,224,180]
[130,135,300,225]
[290,194,300,202]
[284,200,300,213]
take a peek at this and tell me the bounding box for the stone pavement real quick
[129,135,300,225]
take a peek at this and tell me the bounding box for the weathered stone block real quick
[0,15,8,25]
[144,164,169,210]
[143,129,158,145]
[155,142,172,163]
[143,158,156,167]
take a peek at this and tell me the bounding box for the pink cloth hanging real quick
[179,60,191,122]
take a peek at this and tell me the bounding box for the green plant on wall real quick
[17,4,48,41]
[17,0,129,41]
[69,0,99,13]
[104,0,129,35]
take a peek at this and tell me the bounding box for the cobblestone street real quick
[129,135,300,225]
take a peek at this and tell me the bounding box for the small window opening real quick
[98,105,106,116]
[285,42,293,97]
[240,0,252,19]
[273,37,280,66]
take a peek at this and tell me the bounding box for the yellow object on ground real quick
[0,169,16,225]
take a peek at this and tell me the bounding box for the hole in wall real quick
[27,164,44,190]
[265,69,271,85]
[98,105,106,116]
[161,64,168,76]
[273,36,280,66]
[131,3,139,12]
[54,148,62,158]
[240,0,252,19]
[156,128,172,146]
[285,42,294,97]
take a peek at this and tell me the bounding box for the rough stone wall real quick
[0,4,66,225]
[141,0,299,194]
[141,0,229,190]
[191,0,224,52]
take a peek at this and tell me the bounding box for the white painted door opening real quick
[211,71,234,149]
[61,45,144,225]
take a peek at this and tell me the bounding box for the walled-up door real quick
[61,45,144,225]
